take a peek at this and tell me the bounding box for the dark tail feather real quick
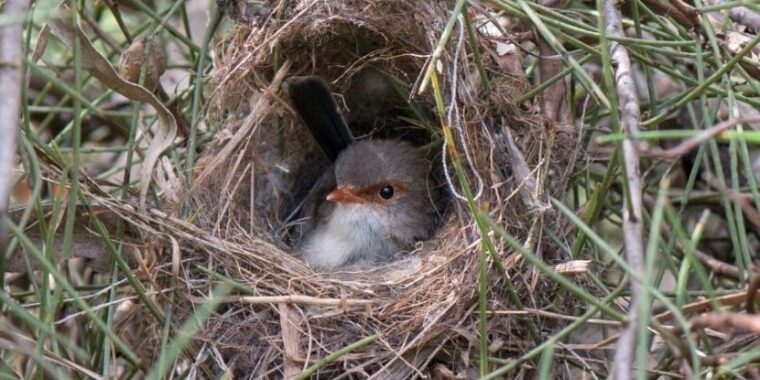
[286,76,354,161]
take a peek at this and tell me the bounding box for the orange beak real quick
[326,187,365,204]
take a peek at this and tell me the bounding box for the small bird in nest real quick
[285,76,436,269]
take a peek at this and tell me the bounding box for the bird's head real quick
[326,140,435,241]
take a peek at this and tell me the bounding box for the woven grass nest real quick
[175,0,579,377]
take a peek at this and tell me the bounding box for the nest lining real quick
[172,0,576,376]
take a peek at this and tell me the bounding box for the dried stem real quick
[222,295,375,306]
[643,117,760,160]
[604,1,644,379]
[0,0,30,256]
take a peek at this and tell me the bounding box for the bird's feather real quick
[286,76,354,161]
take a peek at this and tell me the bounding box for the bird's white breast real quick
[300,204,393,268]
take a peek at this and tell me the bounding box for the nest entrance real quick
[281,66,452,254]
[196,64,451,276]
[195,17,449,268]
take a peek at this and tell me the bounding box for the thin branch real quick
[642,194,743,280]
[676,312,760,336]
[0,0,30,256]
[604,1,644,379]
[747,274,760,314]
[215,295,375,306]
[591,290,760,345]
[280,303,305,379]
[103,0,132,43]
[642,0,698,30]
[81,11,121,53]
[670,0,700,29]
[642,117,760,160]
[537,0,571,126]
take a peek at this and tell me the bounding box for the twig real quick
[537,0,571,126]
[704,172,760,233]
[603,2,644,379]
[642,0,698,30]
[103,0,132,43]
[417,0,466,95]
[670,0,700,29]
[524,0,570,272]
[294,334,379,380]
[503,127,547,211]
[642,117,760,160]
[679,242,742,281]
[685,312,760,335]
[0,0,30,257]
[660,291,757,323]
[81,11,121,53]
[747,274,760,314]
[642,194,743,280]
[593,290,760,348]
[217,295,375,306]
[489,308,621,326]
[280,303,305,379]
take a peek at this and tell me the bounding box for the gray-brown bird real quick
[286,76,435,269]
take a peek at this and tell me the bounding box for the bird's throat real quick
[301,204,393,268]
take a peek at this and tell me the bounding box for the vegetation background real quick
[2,0,760,379]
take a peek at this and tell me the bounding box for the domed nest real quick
[177,0,578,376]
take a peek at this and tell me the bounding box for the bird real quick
[285,76,436,269]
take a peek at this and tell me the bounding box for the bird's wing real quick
[296,163,336,236]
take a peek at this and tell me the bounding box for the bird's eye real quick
[378,185,394,200]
